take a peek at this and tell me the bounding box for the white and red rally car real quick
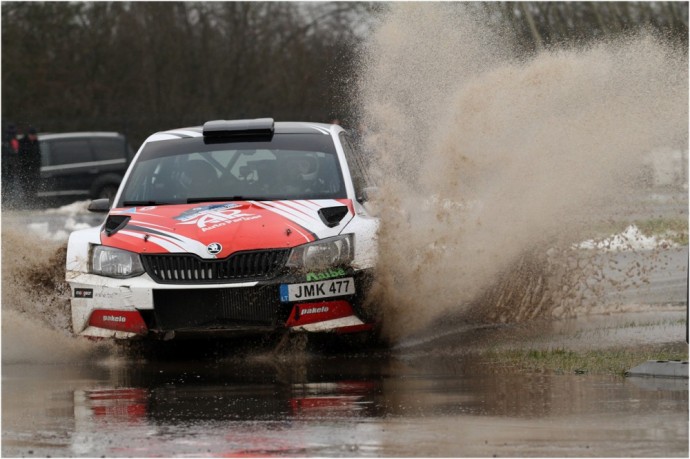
[65,119,378,341]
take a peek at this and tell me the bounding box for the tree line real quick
[2,2,371,145]
[479,1,687,52]
[2,2,686,147]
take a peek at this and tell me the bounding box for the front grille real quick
[142,249,289,284]
[153,286,279,330]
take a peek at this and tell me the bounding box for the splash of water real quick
[358,4,688,341]
[1,228,113,363]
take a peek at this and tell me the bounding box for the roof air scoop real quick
[203,118,274,138]
[318,205,349,228]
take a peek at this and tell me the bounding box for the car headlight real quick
[286,234,354,272]
[90,245,145,278]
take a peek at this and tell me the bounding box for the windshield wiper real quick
[187,196,267,203]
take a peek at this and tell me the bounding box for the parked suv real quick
[38,132,135,200]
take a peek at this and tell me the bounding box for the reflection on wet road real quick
[2,351,687,457]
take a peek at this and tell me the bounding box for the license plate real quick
[280,278,355,302]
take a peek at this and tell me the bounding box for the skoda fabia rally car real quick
[65,119,378,342]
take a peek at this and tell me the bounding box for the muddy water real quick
[357,4,688,341]
[1,204,688,457]
[2,349,688,457]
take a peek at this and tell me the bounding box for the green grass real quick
[635,218,689,245]
[481,343,688,376]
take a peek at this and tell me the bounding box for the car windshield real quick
[118,133,346,206]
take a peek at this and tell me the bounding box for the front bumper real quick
[68,268,375,340]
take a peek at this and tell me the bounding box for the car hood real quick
[101,199,354,259]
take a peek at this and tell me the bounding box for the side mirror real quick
[88,198,111,213]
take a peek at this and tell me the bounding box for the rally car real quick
[65,118,378,341]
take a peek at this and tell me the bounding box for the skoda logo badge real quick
[207,242,222,255]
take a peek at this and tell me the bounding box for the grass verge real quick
[636,217,689,245]
[481,342,688,376]
[589,217,688,246]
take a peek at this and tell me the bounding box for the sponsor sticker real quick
[175,203,239,221]
[305,267,346,282]
[280,277,355,302]
[74,288,94,298]
[175,203,261,232]
[102,315,126,323]
[300,305,330,315]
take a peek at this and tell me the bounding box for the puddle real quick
[2,353,687,457]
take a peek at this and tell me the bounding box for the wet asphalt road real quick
[1,201,688,457]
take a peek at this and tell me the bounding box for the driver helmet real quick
[299,155,319,181]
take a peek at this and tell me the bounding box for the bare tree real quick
[2,2,686,145]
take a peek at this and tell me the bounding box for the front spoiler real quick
[68,269,376,340]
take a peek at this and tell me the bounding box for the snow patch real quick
[27,216,93,242]
[575,225,677,251]
[23,200,98,242]
[45,200,91,215]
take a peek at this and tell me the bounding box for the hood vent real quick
[104,215,131,236]
[318,205,349,228]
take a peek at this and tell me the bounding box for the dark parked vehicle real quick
[38,132,135,201]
